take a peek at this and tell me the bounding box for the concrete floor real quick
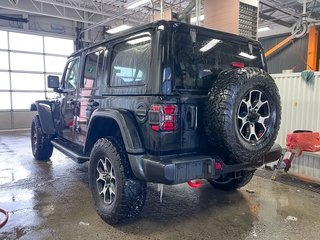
[0,131,320,240]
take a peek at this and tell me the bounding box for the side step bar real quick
[51,139,89,163]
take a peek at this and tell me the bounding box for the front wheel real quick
[89,137,147,224]
[31,116,53,160]
[207,170,255,191]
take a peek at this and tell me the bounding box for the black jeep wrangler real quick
[31,20,281,224]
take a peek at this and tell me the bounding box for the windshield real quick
[173,32,264,90]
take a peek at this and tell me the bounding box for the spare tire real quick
[204,67,281,164]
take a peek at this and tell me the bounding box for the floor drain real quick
[255,169,320,194]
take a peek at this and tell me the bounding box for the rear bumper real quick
[128,144,282,185]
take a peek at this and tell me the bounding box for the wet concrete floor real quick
[0,130,320,240]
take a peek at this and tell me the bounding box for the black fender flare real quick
[85,109,145,154]
[31,100,56,135]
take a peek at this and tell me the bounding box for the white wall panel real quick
[13,111,37,129]
[272,72,320,147]
[0,112,11,130]
[271,72,320,181]
[290,153,320,180]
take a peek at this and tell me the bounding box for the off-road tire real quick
[31,115,53,160]
[204,67,281,164]
[89,137,147,224]
[207,170,255,191]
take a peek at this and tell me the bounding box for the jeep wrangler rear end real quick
[30,21,281,224]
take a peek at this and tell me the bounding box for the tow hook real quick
[188,180,202,188]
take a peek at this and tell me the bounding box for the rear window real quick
[173,32,264,90]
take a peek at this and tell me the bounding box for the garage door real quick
[0,30,74,130]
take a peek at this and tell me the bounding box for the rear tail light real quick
[215,162,222,171]
[231,62,245,68]
[150,104,177,132]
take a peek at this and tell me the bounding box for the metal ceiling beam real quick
[259,12,293,28]
[0,0,143,25]
[260,1,299,19]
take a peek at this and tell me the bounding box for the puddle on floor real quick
[0,166,30,184]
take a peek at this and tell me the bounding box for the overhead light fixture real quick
[257,26,271,32]
[200,39,221,52]
[127,36,151,45]
[107,24,132,34]
[239,52,257,60]
[126,0,150,9]
[190,15,205,24]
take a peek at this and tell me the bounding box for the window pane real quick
[11,73,45,90]
[110,35,151,87]
[173,32,263,90]
[9,32,43,53]
[0,31,8,49]
[83,50,101,88]
[44,37,74,55]
[0,52,9,70]
[10,53,44,72]
[45,56,67,73]
[0,92,11,110]
[64,58,80,90]
[0,72,10,90]
[12,92,45,109]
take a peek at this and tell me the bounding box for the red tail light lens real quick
[231,62,245,68]
[151,105,161,111]
[151,125,160,131]
[163,105,175,115]
[163,121,175,131]
[215,162,222,171]
[150,104,177,132]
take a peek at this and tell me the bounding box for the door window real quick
[82,49,104,89]
[78,49,105,121]
[64,58,80,90]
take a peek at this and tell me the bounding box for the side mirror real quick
[47,75,60,91]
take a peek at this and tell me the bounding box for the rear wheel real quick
[207,170,255,191]
[31,116,53,160]
[89,137,147,224]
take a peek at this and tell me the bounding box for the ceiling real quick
[0,0,320,38]
[259,0,320,38]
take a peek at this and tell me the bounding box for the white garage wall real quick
[272,72,320,181]
[0,29,74,130]
[272,72,320,147]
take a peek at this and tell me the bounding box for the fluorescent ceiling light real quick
[258,26,271,32]
[127,32,151,39]
[127,36,151,45]
[200,39,221,52]
[126,0,150,9]
[190,15,205,23]
[107,24,132,34]
[239,52,257,59]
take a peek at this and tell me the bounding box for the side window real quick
[64,58,80,90]
[110,34,151,87]
[82,49,104,89]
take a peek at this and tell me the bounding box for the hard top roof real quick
[69,20,260,58]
